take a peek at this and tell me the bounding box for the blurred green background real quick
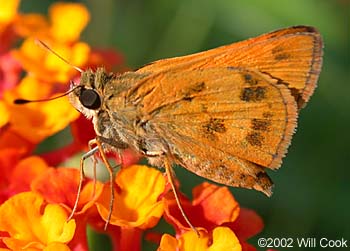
[21,0,349,250]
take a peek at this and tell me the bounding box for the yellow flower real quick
[49,2,90,43]
[0,192,76,251]
[0,101,9,127]
[96,165,166,229]
[0,0,19,32]
[12,2,91,84]
[3,76,79,143]
[158,227,242,251]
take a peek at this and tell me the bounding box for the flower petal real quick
[0,52,21,98]
[49,3,90,43]
[14,13,49,37]
[31,167,103,215]
[0,148,23,203]
[0,151,48,203]
[208,227,241,251]
[163,182,240,233]
[0,128,35,153]
[179,230,209,251]
[70,114,96,148]
[0,0,19,25]
[192,182,240,225]
[158,227,241,251]
[9,156,49,195]
[225,208,264,241]
[42,204,76,243]
[4,76,79,143]
[158,234,181,251]
[96,165,165,229]
[13,38,90,83]
[0,101,9,128]
[44,242,71,251]
[0,192,76,250]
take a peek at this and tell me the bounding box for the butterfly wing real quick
[119,26,322,194]
[128,67,297,195]
[137,26,323,108]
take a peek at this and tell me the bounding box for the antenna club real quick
[14,99,30,104]
[13,85,83,105]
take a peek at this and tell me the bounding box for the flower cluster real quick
[0,1,270,251]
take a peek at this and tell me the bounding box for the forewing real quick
[137,26,322,108]
[130,67,297,194]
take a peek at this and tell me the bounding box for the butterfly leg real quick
[68,143,99,221]
[93,138,116,230]
[163,157,199,236]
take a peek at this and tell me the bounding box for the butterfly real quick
[16,25,323,230]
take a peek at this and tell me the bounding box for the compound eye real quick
[79,88,101,110]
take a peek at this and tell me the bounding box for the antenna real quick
[35,39,83,73]
[14,85,82,105]
[14,40,85,105]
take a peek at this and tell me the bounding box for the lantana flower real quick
[96,165,165,229]
[0,192,76,251]
[161,182,264,251]
[158,227,241,251]
[0,2,90,154]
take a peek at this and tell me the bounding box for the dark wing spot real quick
[190,81,206,92]
[202,118,226,135]
[275,53,290,60]
[183,81,206,101]
[240,87,266,102]
[251,119,270,131]
[272,45,290,61]
[263,112,273,118]
[246,132,264,147]
[244,73,258,85]
[272,45,283,54]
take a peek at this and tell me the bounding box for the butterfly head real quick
[69,67,112,119]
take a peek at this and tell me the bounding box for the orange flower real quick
[96,165,166,229]
[31,167,104,251]
[0,0,19,30]
[13,12,48,38]
[2,76,80,144]
[162,182,265,250]
[0,150,48,203]
[0,192,76,251]
[0,101,9,128]
[225,208,264,251]
[0,129,34,153]
[31,167,103,216]
[158,227,242,251]
[12,2,90,84]
[164,182,240,234]
[13,37,90,84]
[0,0,19,52]
[49,3,89,43]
